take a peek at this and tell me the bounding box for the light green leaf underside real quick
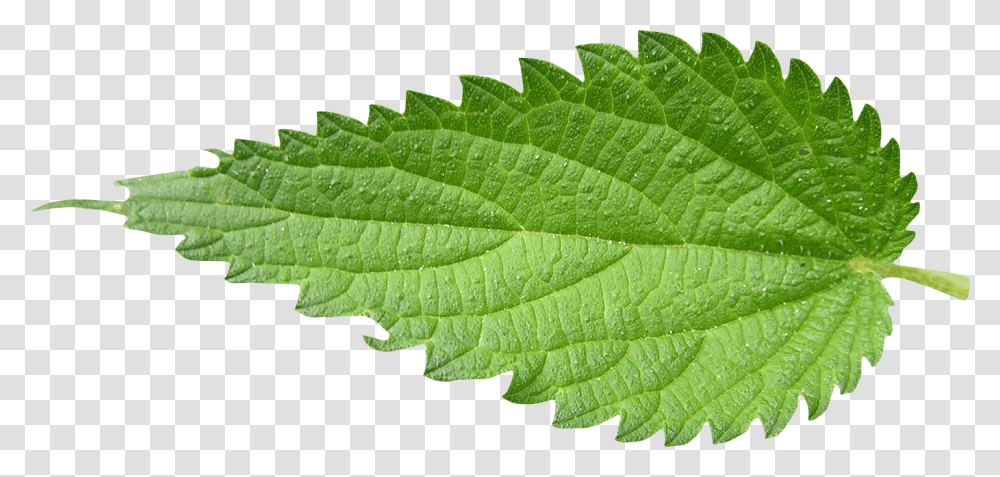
[39,32,919,445]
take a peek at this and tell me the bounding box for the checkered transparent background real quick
[2,0,999,475]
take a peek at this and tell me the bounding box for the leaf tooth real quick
[761,391,800,438]
[575,42,641,86]
[362,334,392,351]
[233,137,282,162]
[745,40,782,86]
[698,33,746,98]
[368,102,403,122]
[662,417,706,447]
[899,192,920,222]
[518,57,582,106]
[203,148,234,172]
[637,30,699,68]
[614,392,661,442]
[799,368,824,420]
[175,228,224,254]
[403,90,450,130]
[224,255,254,282]
[363,323,427,353]
[782,59,823,126]
[705,374,767,444]
[897,178,919,209]
[882,138,902,177]
[862,332,889,369]
[277,129,321,167]
[710,413,757,445]
[821,77,854,124]
[277,128,319,149]
[700,32,744,62]
[316,110,368,138]
[291,270,356,317]
[786,58,824,99]
[459,74,528,113]
[840,360,864,395]
[871,171,919,261]
[807,375,834,421]
[367,104,403,141]
[407,89,459,113]
[855,103,883,154]
[502,353,549,404]
[362,308,400,332]
[551,385,618,430]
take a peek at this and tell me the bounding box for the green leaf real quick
[36,31,969,445]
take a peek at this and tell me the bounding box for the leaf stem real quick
[850,256,970,300]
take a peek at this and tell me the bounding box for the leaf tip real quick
[32,199,124,215]
[31,202,60,212]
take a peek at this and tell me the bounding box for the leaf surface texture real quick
[41,32,924,445]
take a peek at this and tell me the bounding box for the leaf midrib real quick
[139,190,856,268]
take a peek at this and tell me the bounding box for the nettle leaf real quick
[38,32,969,445]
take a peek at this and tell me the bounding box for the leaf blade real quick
[35,31,962,446]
